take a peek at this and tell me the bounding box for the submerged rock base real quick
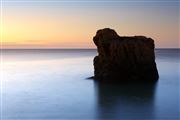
[93,28,159,83]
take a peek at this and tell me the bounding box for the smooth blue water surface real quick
[1,49,180,120]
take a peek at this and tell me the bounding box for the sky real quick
[1,0,179,48]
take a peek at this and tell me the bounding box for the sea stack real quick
[93,28,159,83]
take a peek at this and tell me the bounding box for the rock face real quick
[93,28,159,82]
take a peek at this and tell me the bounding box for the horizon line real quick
[1,48,180,50]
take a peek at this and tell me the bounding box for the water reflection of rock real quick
[94,81,157,120]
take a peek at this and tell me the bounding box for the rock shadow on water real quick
[93,81,158,120]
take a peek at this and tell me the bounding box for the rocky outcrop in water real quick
[93,28,159,83]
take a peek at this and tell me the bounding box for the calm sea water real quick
[1,49,180,120]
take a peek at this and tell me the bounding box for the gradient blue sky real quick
[1,0,179,48]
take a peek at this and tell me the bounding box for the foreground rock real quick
[93,28,159,83]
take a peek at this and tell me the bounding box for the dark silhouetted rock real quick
[93,28,159,83]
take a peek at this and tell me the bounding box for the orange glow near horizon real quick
[1,1,179,48]
[3,11,95,48]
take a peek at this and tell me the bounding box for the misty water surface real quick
[1,49,180,120]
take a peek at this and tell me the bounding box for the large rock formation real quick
[93,28,159,83]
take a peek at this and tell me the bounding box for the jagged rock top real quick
[93,28,154,49]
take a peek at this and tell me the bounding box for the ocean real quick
[1,49,180,120]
